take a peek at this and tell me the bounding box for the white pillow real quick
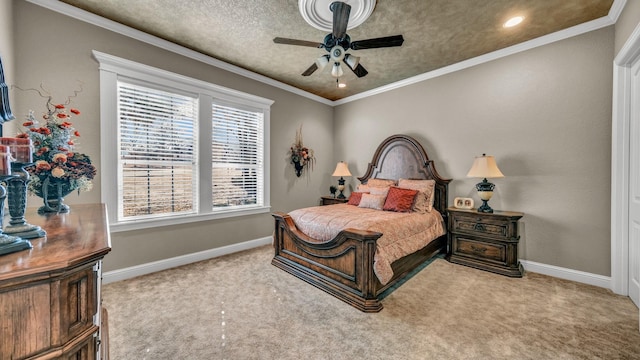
[358,193,386,210]
[367,178,396,188]
[357,184,390,197]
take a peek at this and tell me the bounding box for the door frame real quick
[612,23,640,296]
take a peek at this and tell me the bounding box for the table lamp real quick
[332,161,352,199]
[466,154,504,213]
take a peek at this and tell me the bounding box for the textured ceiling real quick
[60,0,614,101]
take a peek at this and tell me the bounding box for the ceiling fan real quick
[273,1,404,79]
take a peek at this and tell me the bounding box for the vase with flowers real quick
[289,125,315,177]
[18,89,96,213]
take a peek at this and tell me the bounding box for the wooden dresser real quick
[446,207,524,277]
[0,203,111,360]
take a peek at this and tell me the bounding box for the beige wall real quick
[615,0,640,55]
[334,27,614,276]
[9,1,625,277]
[12,1,334,272]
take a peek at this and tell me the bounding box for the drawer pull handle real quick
[471,245,487,254]
[474,223,486,231]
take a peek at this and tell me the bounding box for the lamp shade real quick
[332,161,352,177]
[466,154,504,179]
[344,54,360,69]
[315,55,330,70]
[331,62,344,78]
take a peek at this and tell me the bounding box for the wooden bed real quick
[272,134,451,312]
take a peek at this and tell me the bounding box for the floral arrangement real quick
[289,125,314,177]
[17,86,96,197]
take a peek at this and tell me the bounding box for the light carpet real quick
[102,245,640,359]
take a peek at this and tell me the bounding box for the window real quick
[95,51,272,232]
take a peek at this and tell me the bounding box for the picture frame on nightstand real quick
[454,197,474,210]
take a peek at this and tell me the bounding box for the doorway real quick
[612,24,640,313]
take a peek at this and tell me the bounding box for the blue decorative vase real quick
[37,177,75,213]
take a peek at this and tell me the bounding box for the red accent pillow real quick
[383,186,419,212]
[347,192,368,206]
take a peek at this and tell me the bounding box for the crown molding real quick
[334,11,618,105]
[25,0,334,106]
[27,0,623,108]
[608,0,627,23]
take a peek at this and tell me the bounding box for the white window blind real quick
[117,81,198,220]
[211,104,263,209]
[95,50,272,231]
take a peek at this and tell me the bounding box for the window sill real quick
[109,205,271,233]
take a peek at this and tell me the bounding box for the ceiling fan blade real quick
[302,63,319,76]
[350,35,405,50]
[345,62,368,78]
[273,37,324,48]
[331,1,351,40]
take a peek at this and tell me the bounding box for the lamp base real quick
[337,177,346,199]
[477,199,494,213]
[475,178,495,213]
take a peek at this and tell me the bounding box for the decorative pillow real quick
[383,186,419,212]
[366,178,396,188]
[398,179,436,213]
[347,192,368,206]
[356,184,370,193]
[357,184,390,197]
[358,193,386,210]
[369,186,390,197]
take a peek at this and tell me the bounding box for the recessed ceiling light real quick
[504,16,524,28]
[338,83,346,88]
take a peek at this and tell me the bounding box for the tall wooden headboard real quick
[357,134,451,215]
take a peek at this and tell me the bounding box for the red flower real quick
[70,108,80,115]
[16,133,28,139]
[74,131,80,137]
[54,104,65,109]
[22,121,33,127]
[67,141,74,146]
[56,113,67,119]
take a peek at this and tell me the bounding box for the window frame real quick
[94,50,272,232]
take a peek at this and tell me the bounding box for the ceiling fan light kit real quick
[274,1,403,81]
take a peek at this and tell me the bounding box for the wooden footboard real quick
[271,212,445,312]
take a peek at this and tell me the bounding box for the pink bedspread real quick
[288,204,446,285]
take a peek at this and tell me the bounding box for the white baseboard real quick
[103,236,272,284]
[103,241,612,290]
[520,259,611,289]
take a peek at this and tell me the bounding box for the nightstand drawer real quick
[452,235,506,264]
[452,215,511,239]
[321,196,348,206]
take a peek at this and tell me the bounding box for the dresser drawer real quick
[451,213,513,240]
[451,235,506,264]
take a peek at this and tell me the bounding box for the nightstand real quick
[321,196,348,205]
[446,207,524,277]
